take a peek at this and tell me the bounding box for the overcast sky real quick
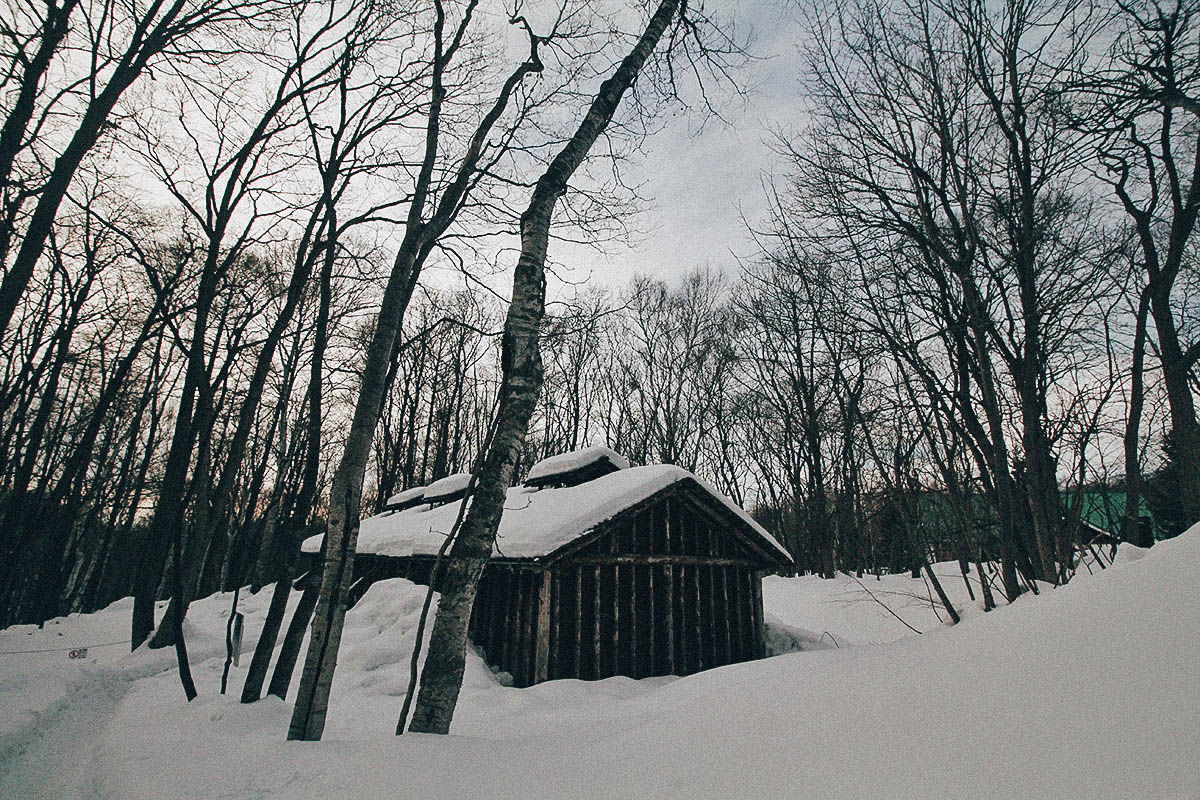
[543,1,808,294]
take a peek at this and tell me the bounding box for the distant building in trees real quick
[301,447,791,687]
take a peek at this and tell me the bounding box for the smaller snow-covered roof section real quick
[524,445,631,488]
[301,464,790,563]
[423,472,473,505]
[384,486,426,511]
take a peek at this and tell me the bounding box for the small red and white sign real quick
[68,648,88,660]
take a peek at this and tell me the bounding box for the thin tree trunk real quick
[1123,289,1150,542]
[0,0,195,339]
[1149,290,1200,526]
[922,561,960,624]
[408,0,682,734]
[241,529,300,703]
[976,558,996,612]
[220,588,241,694]
[171,497,198,701]
[244,230,335,703]
[287,4,545,740]
[268,578,319,700]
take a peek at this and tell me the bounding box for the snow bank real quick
[5,528,1198,799]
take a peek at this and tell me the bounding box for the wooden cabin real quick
[302,447,792,687]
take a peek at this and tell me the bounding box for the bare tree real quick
[774,0,1115,591]
[0,0,287,339]
[1079,0,1200,528]
[407,0,727,735]
[288,0,554,741]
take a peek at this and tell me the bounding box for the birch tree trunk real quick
[286,4,545,739]
[408,0,682,735]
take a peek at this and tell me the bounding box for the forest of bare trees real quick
[1,0,1198,733]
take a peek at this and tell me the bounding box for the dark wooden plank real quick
[517,572,531,686]
[520,571,533,682]
[623,563,639,677]
[534,571,552,684]
[632,564,649,678]
[657,496,667,554]
[691,564,703,673]
[575,565,584,679]
[680,564,691,673]
[665,564,676,674]
[739,566,748,662]
[751,570,764,659]
[555,567,574,679]
[705,566,715,666]
[512,571,526,685]
[719,565,732,664]
[697,563,711,670]
[549,569,560,679]
[666,497,677,554]
[527,572,540,684]
[725,566,740,663]
[498,568,513,673]
[647,564,656,675]
[593,565,602,679]
[612,564,621,676]
[715,565,730,665]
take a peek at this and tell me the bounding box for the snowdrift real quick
[2,528,1197,799]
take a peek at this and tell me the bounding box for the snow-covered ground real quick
[2,530,1195,799]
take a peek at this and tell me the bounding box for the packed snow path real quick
[0,592,301,799]
[0,664,128,799]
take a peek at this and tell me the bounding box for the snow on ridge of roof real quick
[423,472,472,502]
[385,486,426,507]
[524,445,631,484]
[300,464,791,562]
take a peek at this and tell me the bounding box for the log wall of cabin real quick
[466,490,773,686]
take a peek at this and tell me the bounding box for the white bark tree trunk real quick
[407,0,683,735]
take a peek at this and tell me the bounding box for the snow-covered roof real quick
[301,464,790,563]
[422,472,472,504]
[524,445,631,485]
[385,486,426,508]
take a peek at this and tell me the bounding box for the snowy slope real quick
[2,530,1196,799]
